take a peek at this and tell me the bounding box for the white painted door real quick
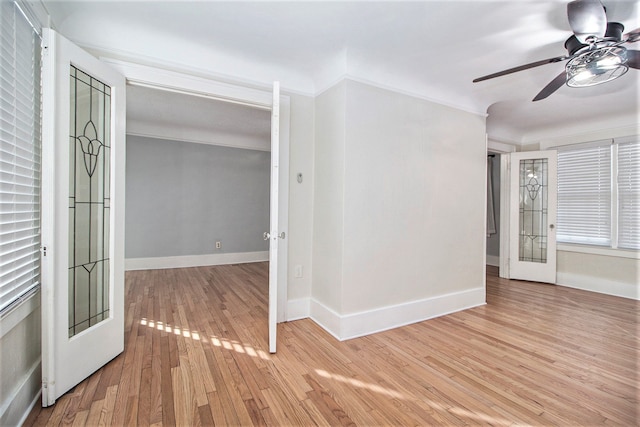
[267,82,281,353]
[41,29,126,405]
[509,151,557,283]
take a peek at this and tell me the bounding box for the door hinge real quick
[42,246,47,257]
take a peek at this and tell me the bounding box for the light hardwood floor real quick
[25,264,639,426]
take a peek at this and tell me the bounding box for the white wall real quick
[0,294,41,426]
[557,250,638,299]
[312,81,347,314]
[312,79,487,339]
[286,93,316,315]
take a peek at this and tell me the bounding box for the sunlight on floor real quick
[315,368,512,425]
[210,336,271,360]
[140,317,198,339]
[139,317,270,360]
[315,369,405,399]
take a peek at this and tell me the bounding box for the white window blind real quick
[557,141,611,246]
[617,139,640,250]
[0,1,41,313]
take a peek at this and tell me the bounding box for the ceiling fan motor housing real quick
[604,22,625,41]
[565,22,625,55]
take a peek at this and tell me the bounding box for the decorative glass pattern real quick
[68,65,111,337]
[518,159,548,263]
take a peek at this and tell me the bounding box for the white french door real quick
[267,82,282,353]
[509,151,557,284]
[41,29,126,405]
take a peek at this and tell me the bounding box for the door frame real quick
[103,59,290,321]
[487,139,516,279]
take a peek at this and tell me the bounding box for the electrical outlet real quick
[216,241,221,249]
[294,265,303,278]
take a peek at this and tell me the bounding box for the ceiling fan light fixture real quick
[565,46,628,87]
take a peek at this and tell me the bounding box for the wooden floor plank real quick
[25,263,639,426]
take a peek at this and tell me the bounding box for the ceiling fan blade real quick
[532,72,567,102]
[473,56,568,83]
[625,28,640,43]
[626,50,640,69]
[567,0,607,44]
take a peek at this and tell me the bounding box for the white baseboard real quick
[557,272,639,300]
[125,251,269,271]
[486,254,500,267]
[0,360,41,427]
[286,298,310,321]
[309,287,486,341]
[309,299,342,341]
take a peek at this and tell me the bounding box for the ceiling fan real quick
[473,0,640,101]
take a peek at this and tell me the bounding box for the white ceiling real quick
[43,0,639,144]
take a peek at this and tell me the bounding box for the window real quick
[0,1,42,313]
[617,139,640,250]
[557,137,639,250]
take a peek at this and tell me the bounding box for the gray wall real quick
[125,135,270,258]
[486,154,501,258]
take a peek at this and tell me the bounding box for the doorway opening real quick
[123,78,288,350]
[486,152,500,268]
[125,84,273,266]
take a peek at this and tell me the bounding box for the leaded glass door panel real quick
[509,151,557,284]
[69,65,111,337]
[41,29,126,406]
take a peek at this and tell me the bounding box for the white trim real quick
[0,290,40,340]
[309,287,486,341]
[499,154,510,279]
[125,251,269,271]
[315,75,488,118]
[286,298,310,321]
[40,26,56,406]
[486,255,500,267]
[16,388,41,427]
[537,123,639,150]
[309,299,342,341]
[0,360,41,427]
[102,59,274,108]
[556,272,639,300]
[85,43,315,97]
[558,244,640,260]
[486,139,514,279]
[126,130,270,152]
[488,139,517,153]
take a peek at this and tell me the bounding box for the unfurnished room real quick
[1,1,638,426]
